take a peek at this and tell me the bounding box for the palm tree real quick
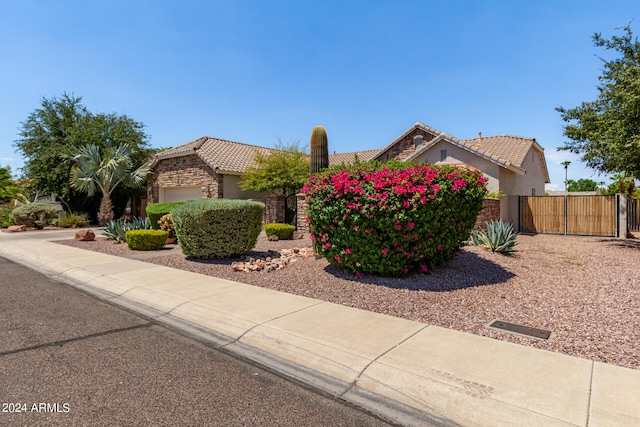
[68,144,151,225]
[561,161,571,192]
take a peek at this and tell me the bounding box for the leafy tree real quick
[557,25,640,178]
[14,93,151,219]
[68,144,151,225]
[240,140,309,197]
[566,178,599,192]
[0,166,27,205]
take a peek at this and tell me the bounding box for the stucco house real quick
[147,122,549,225]
[147,136,277,204]
[370,122,550,224]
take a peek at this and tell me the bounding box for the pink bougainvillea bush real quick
[303,161,487,276]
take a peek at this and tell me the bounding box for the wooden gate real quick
[629,198,640,231]
[519,195,618,237]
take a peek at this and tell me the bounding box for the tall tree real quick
[566,178,599,192]
[240,140,309,197]
[14,93,151,218]
[68,144,151,225]
[557,25,640,178]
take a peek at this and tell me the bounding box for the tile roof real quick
[328,149,379,166]
[398,123,549,181]
[152,136,277,174]
[153,137,381,174]
[152,124,549,183]
[459,135,535,169]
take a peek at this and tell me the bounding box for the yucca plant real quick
[471,219,518,253]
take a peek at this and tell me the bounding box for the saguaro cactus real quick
[309,125,329,176]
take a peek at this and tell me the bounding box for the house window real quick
[440,150,447,162]
[531,188,536,196]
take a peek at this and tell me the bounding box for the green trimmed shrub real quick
[172,198,264,258]
[12,203,59,229]
[125,229,168,251]
[265,223,295,240]
[59,212,89,228]
[303,162,487,276]
[146,201,186,230]
[103,217,150,243]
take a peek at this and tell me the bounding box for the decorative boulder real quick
[75,229,95,241]
[5,225,27,232]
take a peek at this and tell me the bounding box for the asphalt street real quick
[0,256,395,427]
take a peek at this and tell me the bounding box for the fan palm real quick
[68,144,150,225]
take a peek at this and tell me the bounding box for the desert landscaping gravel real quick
[57,233,640,370]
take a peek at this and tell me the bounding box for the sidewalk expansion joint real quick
[341,324,430,398]
[0,323,153,357]
[585,361,595,427]
[222,300,326,347]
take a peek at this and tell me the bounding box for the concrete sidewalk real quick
[1,228,638,426]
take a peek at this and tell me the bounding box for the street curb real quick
[0,248,447,427]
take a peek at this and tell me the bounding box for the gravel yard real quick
[56,233,640,370]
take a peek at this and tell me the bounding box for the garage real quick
[160,186,203,203]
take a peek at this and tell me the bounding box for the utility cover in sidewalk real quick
[485,320,553,341]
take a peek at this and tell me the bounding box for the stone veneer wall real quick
[296,193,308,232]
[376,128,436,161]
[147,154,222,204]
[474,198,501,230]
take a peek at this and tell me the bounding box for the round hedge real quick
[12,203,59,229]
[171,198,264,258]
[303,162,487,276]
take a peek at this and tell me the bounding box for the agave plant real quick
[102,217,150,243]
[471,219,518,253]
[469,229,483,246]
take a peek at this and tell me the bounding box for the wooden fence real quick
[519,195,618,237]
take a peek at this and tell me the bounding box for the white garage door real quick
[161,187,202,203]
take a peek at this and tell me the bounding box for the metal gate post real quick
[564,195,567,236]
[518,196,521,232]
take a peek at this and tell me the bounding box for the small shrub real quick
[59,212,89,228]
[172,198,264,258]
[485,190,505,199]
[103,217,150,243]
[265,223,295,240]
[12,203,59,229]
[0,206,14,227]
[304,162,487,276]
[146,201,186,230]
[125,229,168,251]
[471,219,518,253]
[157,213,175,238]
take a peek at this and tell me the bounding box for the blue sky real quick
[1,1,638,190]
